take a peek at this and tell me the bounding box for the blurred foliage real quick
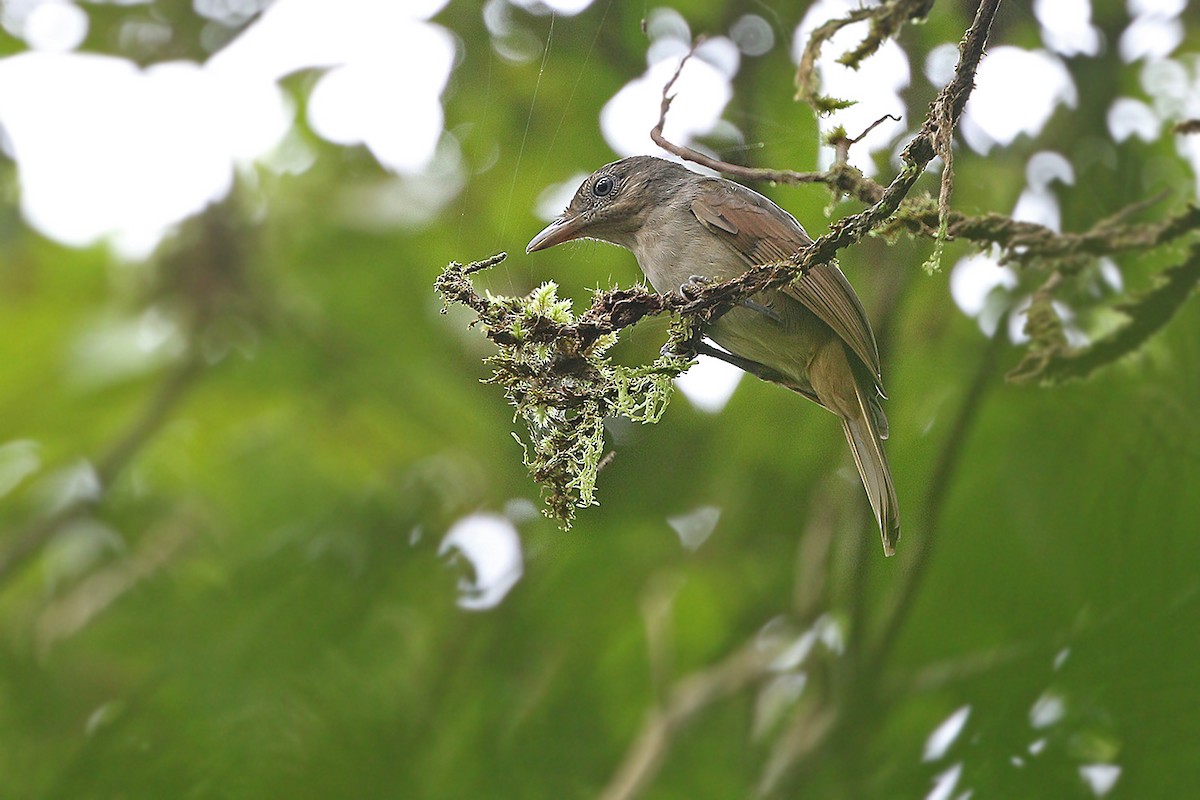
[2,1,1199,799]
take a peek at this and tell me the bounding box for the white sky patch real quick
[439,513,524,611]
[961,47,1077,154]
[695,36,741,79]
[601,38,736,158]
[644,6,689,52]
[1027,151,1075,190]
[1099,257,1124,292]
[673,353,743,413]
[923,705,971,762]
[1013,189,1060,231]
[1136,58,1200,194]
[1119,0,1184,63]
[1034,0,1101,57]
[1029,691,1067,728]
[1139,58,1200,124]
[950,249,1016,319]
[0,53,286,254]
[925,763,963,800]
[508,0,595,16]
[667,505,721,551]
[1079,764,1122,797]
[213,0,455,174]
[794,0,910,175]
[1178,134,1200,198]
[194,0,269,26]
[534,172,588,221]
[22,0,88,51]
[209,0,450,79]
[924,42,958,86]
[1107,97,1160,142]
[730,14,774,58]
[1128,0,1187,11]
[305,32,453,173]
[0,0,456,253]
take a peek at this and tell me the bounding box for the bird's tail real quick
[842,385,901,556]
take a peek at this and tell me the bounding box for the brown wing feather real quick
[690,179,882,386]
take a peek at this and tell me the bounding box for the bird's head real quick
[526,155,692,254]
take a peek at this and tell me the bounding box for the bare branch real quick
[847,113,902,145]
[644,0,1006,330]
[650,44,840,190]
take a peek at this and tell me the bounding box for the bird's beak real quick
[526,213,587,254]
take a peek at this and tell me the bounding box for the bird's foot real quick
[677,275,712,301]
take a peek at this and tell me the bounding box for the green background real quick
[2,1,1198,797]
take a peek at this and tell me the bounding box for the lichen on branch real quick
[437,0,1197,527]
[435,0,1008,526]
[1007,241,1200,385]
[795,0,935,113]
[435,255,697,526]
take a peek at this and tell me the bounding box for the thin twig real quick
[794,6,875,112]
[601,0,1005,344]
[650,42,893,206]
[847,113,901,145]
[1093,189,1172,231]
[650,45,837,189]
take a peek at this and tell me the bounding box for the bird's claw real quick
[678,274,711,301]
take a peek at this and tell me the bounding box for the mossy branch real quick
[882,198,1200,270]
[795,0,934,114]
[438,0,1006,526]
[1007,241,1200,385]
[435,256,698,526]
[438,0,1196,522]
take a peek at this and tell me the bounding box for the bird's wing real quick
[690,178,882,385]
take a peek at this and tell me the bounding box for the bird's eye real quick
[593,176,615,197]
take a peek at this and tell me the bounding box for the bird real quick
[526,155,899,555]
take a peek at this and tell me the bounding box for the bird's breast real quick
[632,215,747,295]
